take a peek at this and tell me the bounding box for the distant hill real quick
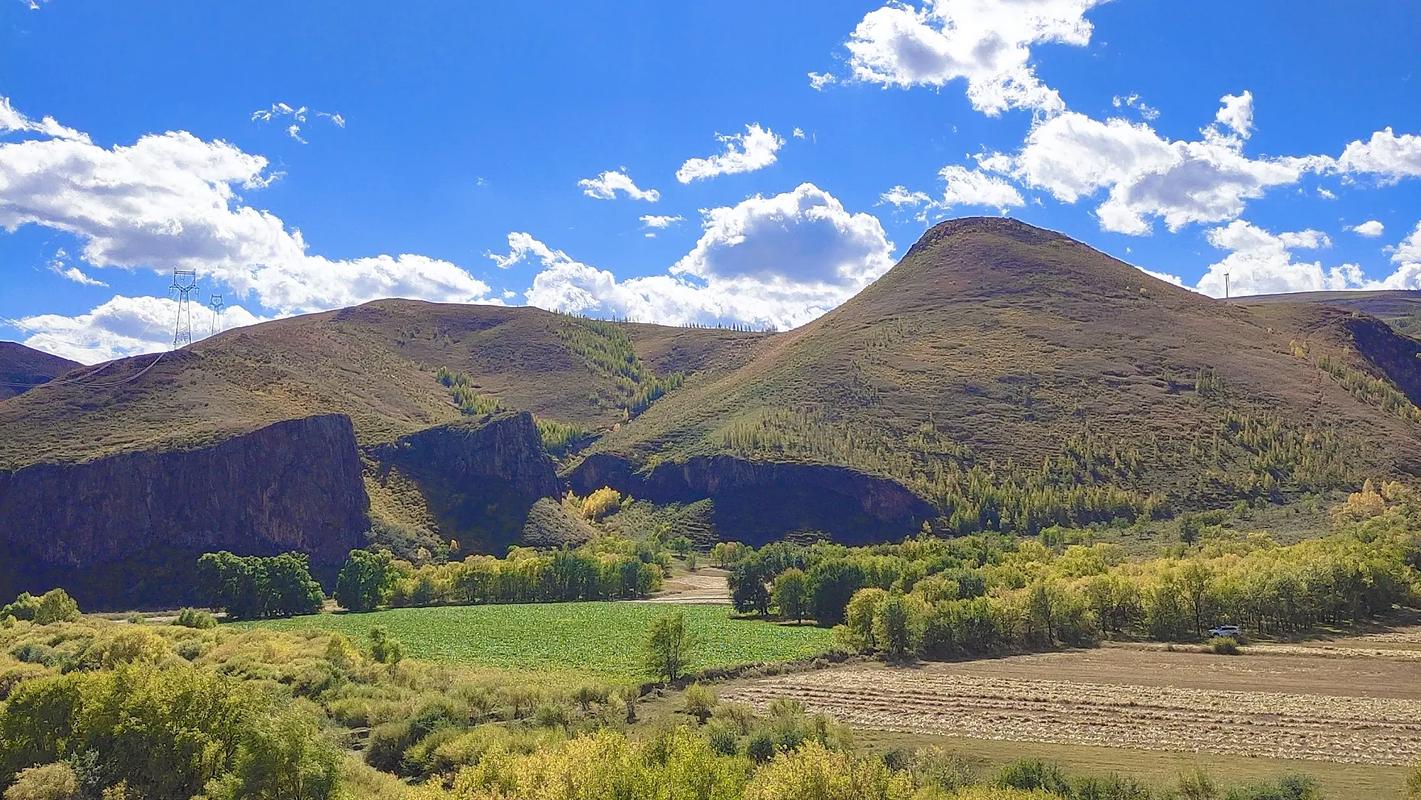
[1234,289,1421,339]
[3,218,1419,608]
[0,341,80,400]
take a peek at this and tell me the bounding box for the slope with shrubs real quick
[582,218,1421,534]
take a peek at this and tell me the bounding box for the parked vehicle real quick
[1208,624,1242,638]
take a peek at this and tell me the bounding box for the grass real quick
[851,731,1412,800]
[238,601,835,680]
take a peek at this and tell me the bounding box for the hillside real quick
[1236,289,1421,338]
[0,341,80,400]
[572,218,1421,537]
[3,218,1420,606]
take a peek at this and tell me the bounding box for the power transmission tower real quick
[208,294,226,337]
[170,268,199,347]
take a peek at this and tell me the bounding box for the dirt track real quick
[721,635,1421,766]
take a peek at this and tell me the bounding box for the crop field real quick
[722,636,1421,775]
[241,601,832,679]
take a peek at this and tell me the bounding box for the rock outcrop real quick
[566,453,935,545]
[369,412,561,554]
[0,414,368,609]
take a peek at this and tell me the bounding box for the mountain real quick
[1234,289,1421,339]
[0,342,80,400]
[570,218,1421,536]
[3,218,1419,608]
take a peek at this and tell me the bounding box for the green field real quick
[239,601,834,679]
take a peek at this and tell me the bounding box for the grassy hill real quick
[577,218,1421,532]
[0,341,79,400]
[1236,289,1421,338]
[3,218,1419,586]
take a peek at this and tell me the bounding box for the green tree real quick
[771,568,809,623]
[808,559,868,626]
[729,562,771,616]
[644,611,698,683]
[334,549,396,612]
[32,590,79,625]
[872,592,926,658]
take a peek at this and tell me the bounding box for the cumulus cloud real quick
[808,72,837,91]
[1195,220,1362,297]
[842,0,1106,116]
[577,168,661,201]
[490,184,894,330]
[0,96,89,143]
[988,93,1312,234]
[250,102,344,144]
[1331,128,1421,182]
[1350,220,1385,238]
[675,123,784,183]
[882,165,1023,222]
[1376,221,1421,289]
[11,294,265,363]
[0,97,494,316]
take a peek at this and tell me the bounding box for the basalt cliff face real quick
[0,414,369,609]
[368,412,562,554]
[567,453,935,545]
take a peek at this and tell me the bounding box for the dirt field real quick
[640,567,730,604]
[721,634,1421,769]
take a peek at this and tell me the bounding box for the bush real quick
[33,590,80,626]
[580,487,622,521]
[173,608,216,629]
[682,683,718,723]
[745,731,776,763]
[705,720,740,756]
[4,762,80,800]
[995,759,1070,794]
[369,627,403,665]
[1208,636,1240,655]
[1223,773,1321,800]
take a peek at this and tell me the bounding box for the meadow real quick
[240,600,835,679]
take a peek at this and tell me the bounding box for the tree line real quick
[726,482,1421,660]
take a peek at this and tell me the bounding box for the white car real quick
[1208,625,1241,638]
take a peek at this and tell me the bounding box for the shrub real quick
[580,487,622,521]
[995,758,1070,794]
[173,608,216,629]
[369,627,403,665]
[682,683,718,723]
[1208,636,1240,655]
[4,762,80,800]
[745,731,776,763]
[705,720,740,756]
[33,590,79,625]
[1223,773,1321,800]
[0,593,40,622]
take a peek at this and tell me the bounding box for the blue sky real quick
[2,1,1420,362]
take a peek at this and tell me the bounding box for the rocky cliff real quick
[0,414,368,609]
[566,453,935,545]
[368,412,561,555]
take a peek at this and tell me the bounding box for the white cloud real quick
[0,96,90,143]
[47,250,108,287]
[11,294,265,363]
[1377,221,1421,289]
[675,123,784,183]
[808,72,837,91]
[0,97,495,315]
[937,165,1024,210]
[1211,91,1254,141]
[250,101,344,144]
[1111,93,1159,121]
[1350,219,1384,237]
[1139,266,1185,287]
[1332,127,1421,182]
[1195,220,1361,297]
[992,93,1312,234]
[492,184,894,331]
[842,0,1105,116]
[879,185,932,208]
[639,214,684,230]
[577,168,661,202]
[792,127,806,139]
